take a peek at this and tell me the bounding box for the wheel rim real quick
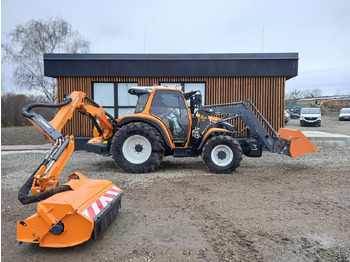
[211,144,233,167]
[122,135,152,164]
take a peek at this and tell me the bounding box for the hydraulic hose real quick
[22,93,72,118]
[84,94,118,125]
[18,184,71,205]
[18,159,47,204]
[18,93,77,205]
[105,111,118,125]
[18,159,72,205]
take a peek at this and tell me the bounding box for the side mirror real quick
[194,94,202,108]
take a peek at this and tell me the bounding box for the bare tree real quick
[303,88,322,98]
[2,17,91,103]
[286,89,303,100]
[335,90,343,96]
[286,88,323,100]
[1,91,53,126]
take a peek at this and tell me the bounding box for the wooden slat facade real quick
[57,76,285,137]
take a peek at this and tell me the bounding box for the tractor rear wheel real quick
[111,122,165,173]
[202,135,242,173]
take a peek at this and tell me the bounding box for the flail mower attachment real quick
[17,173,123,248]
[277,128,319,158]
[17,91,123,248]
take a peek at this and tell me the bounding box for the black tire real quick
[111,122,165,173]
[202,135,242,173]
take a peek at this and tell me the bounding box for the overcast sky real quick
[2,0,350,96]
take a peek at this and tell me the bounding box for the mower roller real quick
[17,92,123,247]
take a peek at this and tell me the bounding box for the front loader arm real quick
[199,99,318,157]
[19,91,115,203]
[199,100,284,153]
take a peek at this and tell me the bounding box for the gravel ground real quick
[2,110,350,261]
[2,148,350,262]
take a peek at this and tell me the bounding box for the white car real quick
[339,108,350,121]
[300,108,322,127]
[285,110,290,123]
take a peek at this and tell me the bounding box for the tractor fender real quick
[211,121,235,132]
[117,115,173,148]
[198,128,233,150]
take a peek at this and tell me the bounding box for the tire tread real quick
[111,122,165,173]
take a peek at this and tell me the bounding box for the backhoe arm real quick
[19,91,115,203]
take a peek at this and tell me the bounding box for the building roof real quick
[44,53,298,79]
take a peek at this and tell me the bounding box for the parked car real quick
[300,108,322,127]
[285,110,290,123]
[339,108,350,121]
[286,110,300,119]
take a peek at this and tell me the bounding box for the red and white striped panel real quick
[82,186,122,220]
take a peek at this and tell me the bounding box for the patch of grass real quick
[1,126,48,145]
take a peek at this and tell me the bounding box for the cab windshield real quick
[135,93,150,113]
[341,109,350,113]
[301,108,320,114]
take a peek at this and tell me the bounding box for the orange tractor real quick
[88,87,318,173]
[17,87,318,248]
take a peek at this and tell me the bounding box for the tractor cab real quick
[127,87,201,147]
[150,89,189,142]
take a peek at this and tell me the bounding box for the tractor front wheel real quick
[111,122,165,173]
[202,135,242,173]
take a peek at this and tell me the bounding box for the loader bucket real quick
[17,172,123,248]
[277,128,319,158]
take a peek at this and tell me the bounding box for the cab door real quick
[150,90,191,146]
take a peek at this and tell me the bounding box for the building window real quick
[184,83,205,104]
[92,82,138,118]
[117,83,138,117]
[93,83,115,117]
[160,82,206,105]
